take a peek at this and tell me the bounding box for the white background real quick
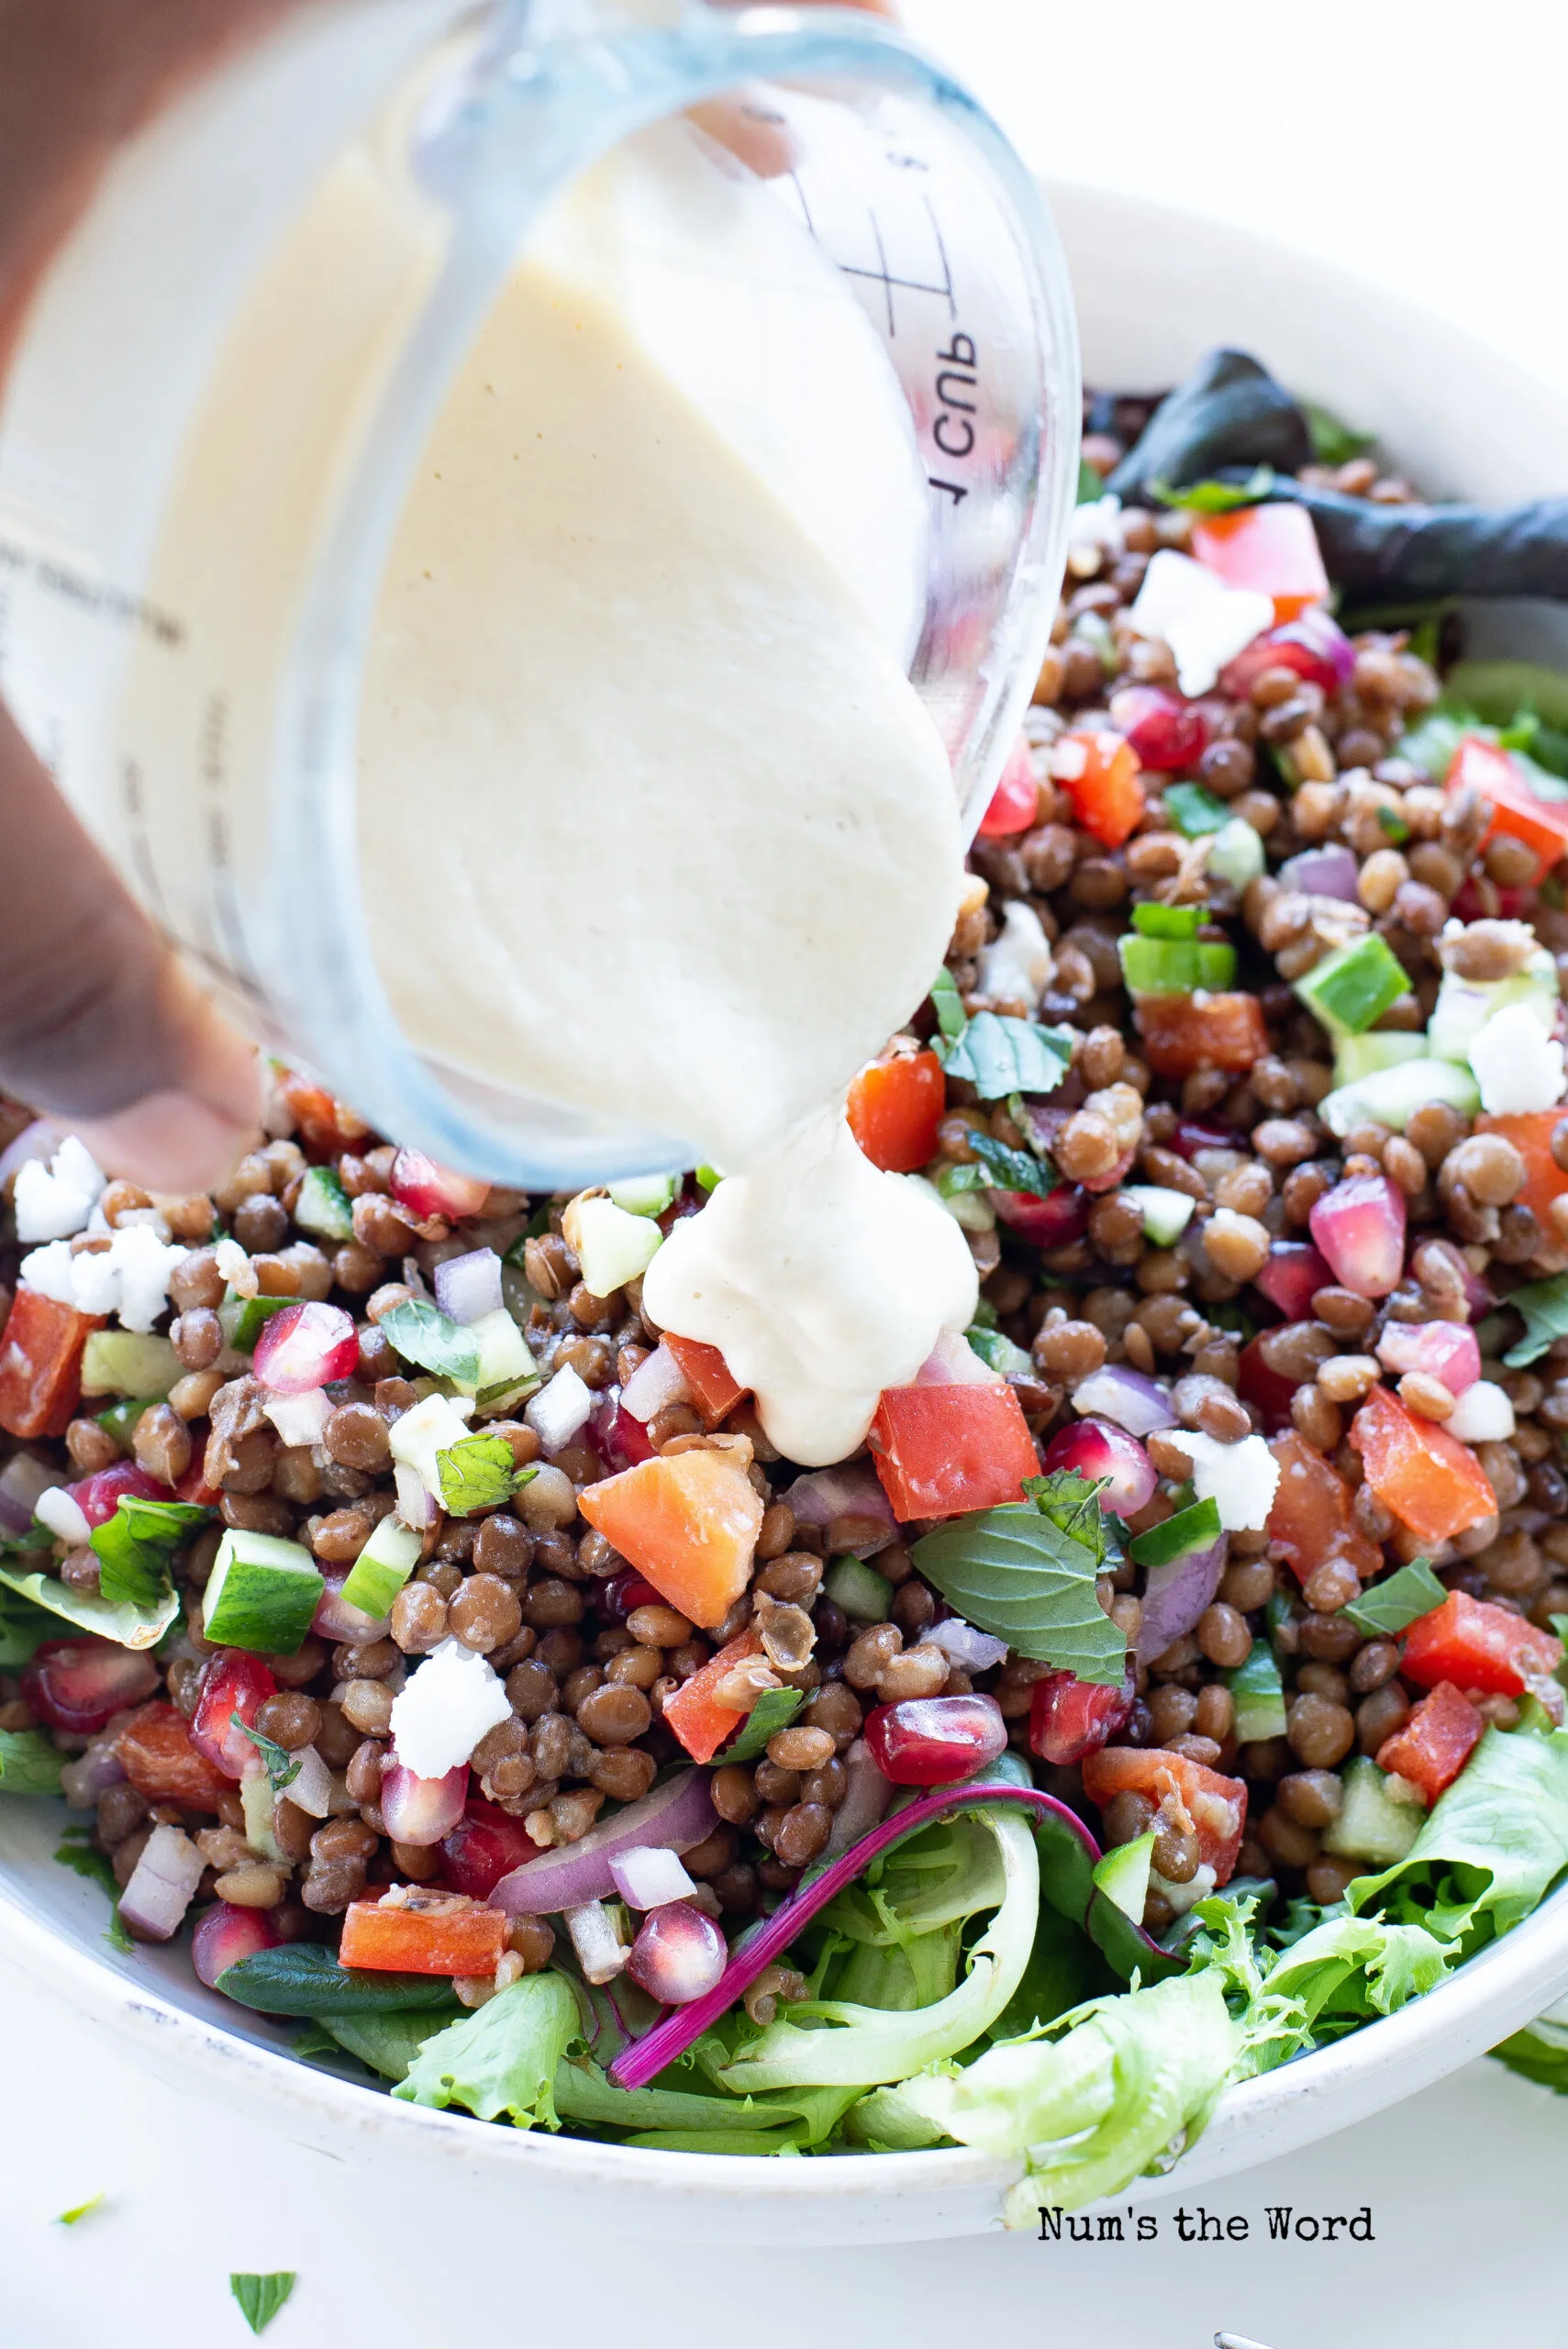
[5,6,1568,2344]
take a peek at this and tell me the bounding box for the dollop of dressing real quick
[642,1109,978,1465]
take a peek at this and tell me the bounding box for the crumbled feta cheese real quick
[389,1637,511,1777]
[264,1387,334,1451]
[387,1391,476,1504]
[526,1362,595,1453]
[976,900,1053,1008]
[1068,493,1124,557]
[1445,1379,1515,1444]
[1468,1000,1567,1115]
[34,1486,92,1546]
[1128,550,1274,696]
[12,1135,105,1242]
[1151,1862,1217,1917]
[212,1236,258,1297]
[1160,1428,1281,1531]
[19,1222,189,1334]
[927,1617,1011,1674]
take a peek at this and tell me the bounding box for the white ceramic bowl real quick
[6,182,1568,2244]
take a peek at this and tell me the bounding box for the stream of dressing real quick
[360,124,977,1463]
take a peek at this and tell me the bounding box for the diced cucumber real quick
[1226,1644,1287,1745]
[1294,933,1409,1038]
[1128,1495,1222,1570]
[607,1173,679,1217]
[293,1163,355,1242]
[823,1556,894,1623]
[339,1515,422,1620]
[219,1294,295,1353]
[1428,949,1558,1066]
[459,1308,539,1412]
[922,1170,996,1233]
[695,1165,723,1194]
[204,1529,324,1654]
[1320,1755,1423,1866]
[1331,1031,1425,1088]
[1118,935,1237,996]
[1319,1057,1480,1140]
[239,1769,286,1863]
[95,1396,161,1449]
[1118,1184,1196,1247]
[1092,1829,1154,1923]
[563,1196,665,1300]
[1206,817,1266,892]
[965,1327,1033,1378]
[79,1330,182,1398]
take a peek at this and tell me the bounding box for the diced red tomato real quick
[439,1799,543,1898]
[0,1287,104,1440]
[115,1701,232,1809]
[1447,734,1568,876]
[1054,729,1145,850]
[868,1381,1040,1522]
[1081,1745,1247,1887]
[190,1650,278,1780]
[175,1456,224,1507]
[277,1070,372,1160]
[577,1448,762,1627]
[1029,1669,1134,1766]
[1375,1680,1484,1805]
[1399,1589,1562,1698]
[1476,1109,1568,1230]
[846,1050,947,1174]
[662,1631,768,1765]
[339,1892,506,1976]
[1265,1431,1382,1586]
[976,735,1040,837]
[659,1332,748,1428]
[1190,502,1329,623]
[1137,992,1269,1080]
[1350,1384,1497,1545]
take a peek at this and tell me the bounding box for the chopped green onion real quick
[1131,902,1202,940]
[822,1556,894,1624]
[1293,932,1408,1037]
[1118,935,1236,996]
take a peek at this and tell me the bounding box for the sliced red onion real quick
[626,1900,728,2004]
[608,1779,1166,2093]
[608,1845,699,1909]
[118,1823,206,1942]
[1043,1417,1156,1516]
[0,1118,61,1193]
[493,1768,717,1915]
[782,1460,895,1553]
[926,1618,1010,1675]
[379,1761,468,1846]
[1071,1364,1177,1437]
[59,1736,128,1809]
[823,1738,894,1855]
[194,1900,283,1988]
[525,1363,595,1453]
[1277,844,1360,903]
[0,1450,59,1532]
[312,1571,392,1645]
[915,1330,998,1387]
[1135,1533,1229,1665]
[566,1898,631,1985]
[433,1247,504,1327]
[620,1341,691,1425]
[394,1462,437,1530]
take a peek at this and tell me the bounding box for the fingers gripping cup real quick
[0,0,1079,1188]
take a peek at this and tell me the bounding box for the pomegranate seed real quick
[625,1900,728,2005]
[190,1650,278,1779]
[1451,874,1529,925]
[1309,1173,1407,1300]
[67,1462,168,1524]
[251,1300,360,1396]
[991,1186,1090,1248]
[602,1570,665,1621]
[1042,1417,1155,1518]
[1029,1668,1134,1766]
[380,1761,469,1847]
[390,1149,491,1222]
[862,1694,1007,1787]
[589,1394,654,1472]
[976,735,1040,838]
[194,1899,284,1990]
[1219,607,1354,699]
[440,1798,543,1898]
[312,1570,391,1645]
[1108,684,1208,773]
[21,1637,159,1735]
[1238,1335,1297,1433]
[1376,1320,1482,1396]
[1253,1239,1334,1323]
[1168,1117,1234,1161]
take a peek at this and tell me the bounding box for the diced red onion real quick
[824,1738,895,1856]
[0,1450,59,1531]
[493,1768,717,1915]
[312,1571,392,1645]
[1071,1364,1177,1437]
[194,1899,284,1988]
[283,1743,335,1820]
[566,1898,631,1986]
[432,1247,504,1326]
[1042,1417,1156,1517]
[626,1900,728,2004]
[118,1823,206,1942]
[263,1386,333,1451]
[525,1363,595,1453]
[588,1393,655,1471]
[0,1118,61,1193]
[781,1460,895,1553]
[34,1486,92,1545]
[926,1618,1010,1675]
[1136,1533,1229,1664]
[914,1330,998,1387]
[251,1300,359,1396]
[609,1844,700,1910]
[59,1735,128,1809]
[1376,1320,1482,1396]
[1309,1173,1407,1299]
[390,1148,491,1221]
[379,1761,468,1846]
[620,1341,691,1425]
[1276,844,1361,903]
[394,1462,436,1530]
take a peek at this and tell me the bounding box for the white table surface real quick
[6,6,1568,2343]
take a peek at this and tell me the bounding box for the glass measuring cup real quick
[0,0,1080,1189]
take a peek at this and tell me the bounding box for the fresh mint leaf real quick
[90,1494,209,1610]
[436,1432,526,1519]
[1303,400,1374,465]
[230,2274,296,2336]
[936,1013,1073,1101]
[1022,1467,1118,1573]
[1149,464,1274,513]
[929,965,968,1041]
[1343,1558,1447,1639]
[377,1297,482,1386]
[394,1971,579,2129]
[1162,783,1230,838]
[912,1503,1126,1684]
[1504,1271,1568,1369]
[965,1130,1058,1199]
[717,1687,804,1766]
[56,2193,105,2226]
[232,1712,300,1796]
[217,1940,461,2016]
[0,1727,64,1795]
[54,1831,133,1952]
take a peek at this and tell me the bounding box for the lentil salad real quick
[6,349,1568,2221]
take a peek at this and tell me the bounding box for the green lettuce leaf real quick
[935,1013,1074,1101]
[54,1830,133,1952]
[305,2007,462,2080]
[1490,2009,1568,2095]
[1350,1723,1568,1947]
[377,1298,482,1386]
[394,1971,579,2128]
[1262,1909,1454,2035]
[0,1727,64,1795]
[913,1497,1125,1685]
[1342,1557,1447,1639]
[218,1939,462,2015]
[90,1494,209,1609]
[0,1562,180,1652]
[0,1580,51,1667]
